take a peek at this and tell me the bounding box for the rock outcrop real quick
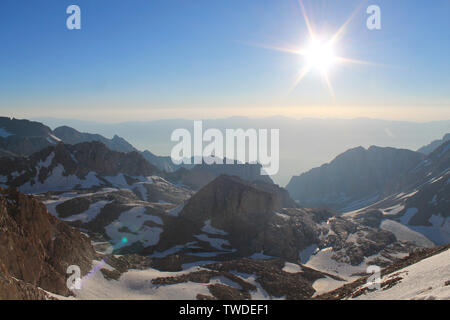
[176,175,326,260]
[0,188,95,298]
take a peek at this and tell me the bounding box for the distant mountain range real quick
[34,116,450,186]
[0,117,271,190]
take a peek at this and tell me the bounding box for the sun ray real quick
[298,0,315,40]
[335,56,380,66]
[323,72,336,101]
[239,41,307,56]
[335,56,404,69]
[330,0,368,45]
[287,65,312,95]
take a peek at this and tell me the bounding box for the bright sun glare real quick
[304,40,336,72]
[250,0,379,99]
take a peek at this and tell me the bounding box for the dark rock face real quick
[352,210,384,228]
[177,175,326,261]
[286,146,424,211]
[181,175,280,224]
[0,188,95,298]
[179,175,280,256]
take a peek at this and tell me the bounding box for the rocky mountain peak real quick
[180,175,289,225]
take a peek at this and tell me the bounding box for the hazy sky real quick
[0,0,449,121]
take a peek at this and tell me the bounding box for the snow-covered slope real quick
[350,247,450,300]
[315,245,450,300]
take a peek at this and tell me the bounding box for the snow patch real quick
[201,219,228,236]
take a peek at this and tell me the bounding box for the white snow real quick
[312,276,346,296]
[398,208,450,245]
[38,152,55,169]
[380,219,435,247]
[351,248,450,300]
[194,234,230,251]
[201,219,228,236]
[104,174,130,188]
[105,206,163,247]
[275,212,290,220]
[20,165,101,193]
[70,260,290,300]
[48,134,62,142]
[72,262,212,300]
[282,262,303,273]
[304,247,397,281]
[381,204,405,216]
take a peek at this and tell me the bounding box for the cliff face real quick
[0,188,95,298]
[181,175,280,224]
[286,146,424,211]
[178,175,324,260]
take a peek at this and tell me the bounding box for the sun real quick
[247,0,380,99]
[304,39,336,73]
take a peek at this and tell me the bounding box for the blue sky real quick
[0,0,449,121]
